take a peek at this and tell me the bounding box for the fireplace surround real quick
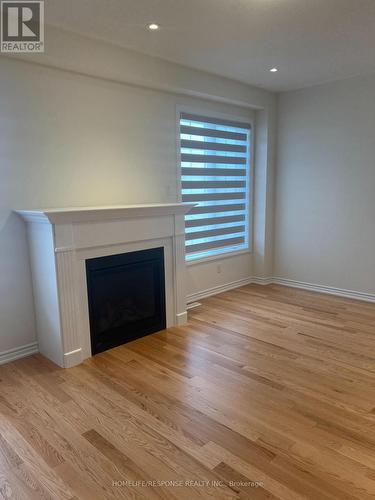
[17,203,194,367]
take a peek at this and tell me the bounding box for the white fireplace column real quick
[16,204,194,368]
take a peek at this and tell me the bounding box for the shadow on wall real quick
[0,211,36,352]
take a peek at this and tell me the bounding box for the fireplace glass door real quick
[86,247,166,354]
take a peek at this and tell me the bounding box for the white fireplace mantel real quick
[16,203,194,368]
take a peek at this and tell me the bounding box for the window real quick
[179,112,251,261]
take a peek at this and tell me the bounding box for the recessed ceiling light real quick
[270,67,278,73]
[148,23,159,30]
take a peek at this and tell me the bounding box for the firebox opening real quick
[86,247,166,355]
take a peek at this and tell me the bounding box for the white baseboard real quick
[272,277,375,303]
[188,275,375,305]
[0,341,39,365]
[251,276,274,285]
[187,277,253,303]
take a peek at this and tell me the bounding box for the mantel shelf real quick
[15,203,195,224]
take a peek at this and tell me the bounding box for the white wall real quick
[275,73,375,294]
[0,28,276,353]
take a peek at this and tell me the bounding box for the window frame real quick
[176,105,255,265]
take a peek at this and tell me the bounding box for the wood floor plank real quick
[1,284,375,499]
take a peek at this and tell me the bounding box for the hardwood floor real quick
[1,284,375,499]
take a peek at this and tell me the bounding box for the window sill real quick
[185,247,252,266]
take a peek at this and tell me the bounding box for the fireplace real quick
[17,203,194,367]
[86,247,166,354]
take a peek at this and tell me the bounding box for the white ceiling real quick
[46,0,375,92]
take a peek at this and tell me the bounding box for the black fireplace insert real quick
[86,247,166,355]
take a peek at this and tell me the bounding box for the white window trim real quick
[176,104,255,265]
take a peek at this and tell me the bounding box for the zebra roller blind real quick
[180,112,251,261]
